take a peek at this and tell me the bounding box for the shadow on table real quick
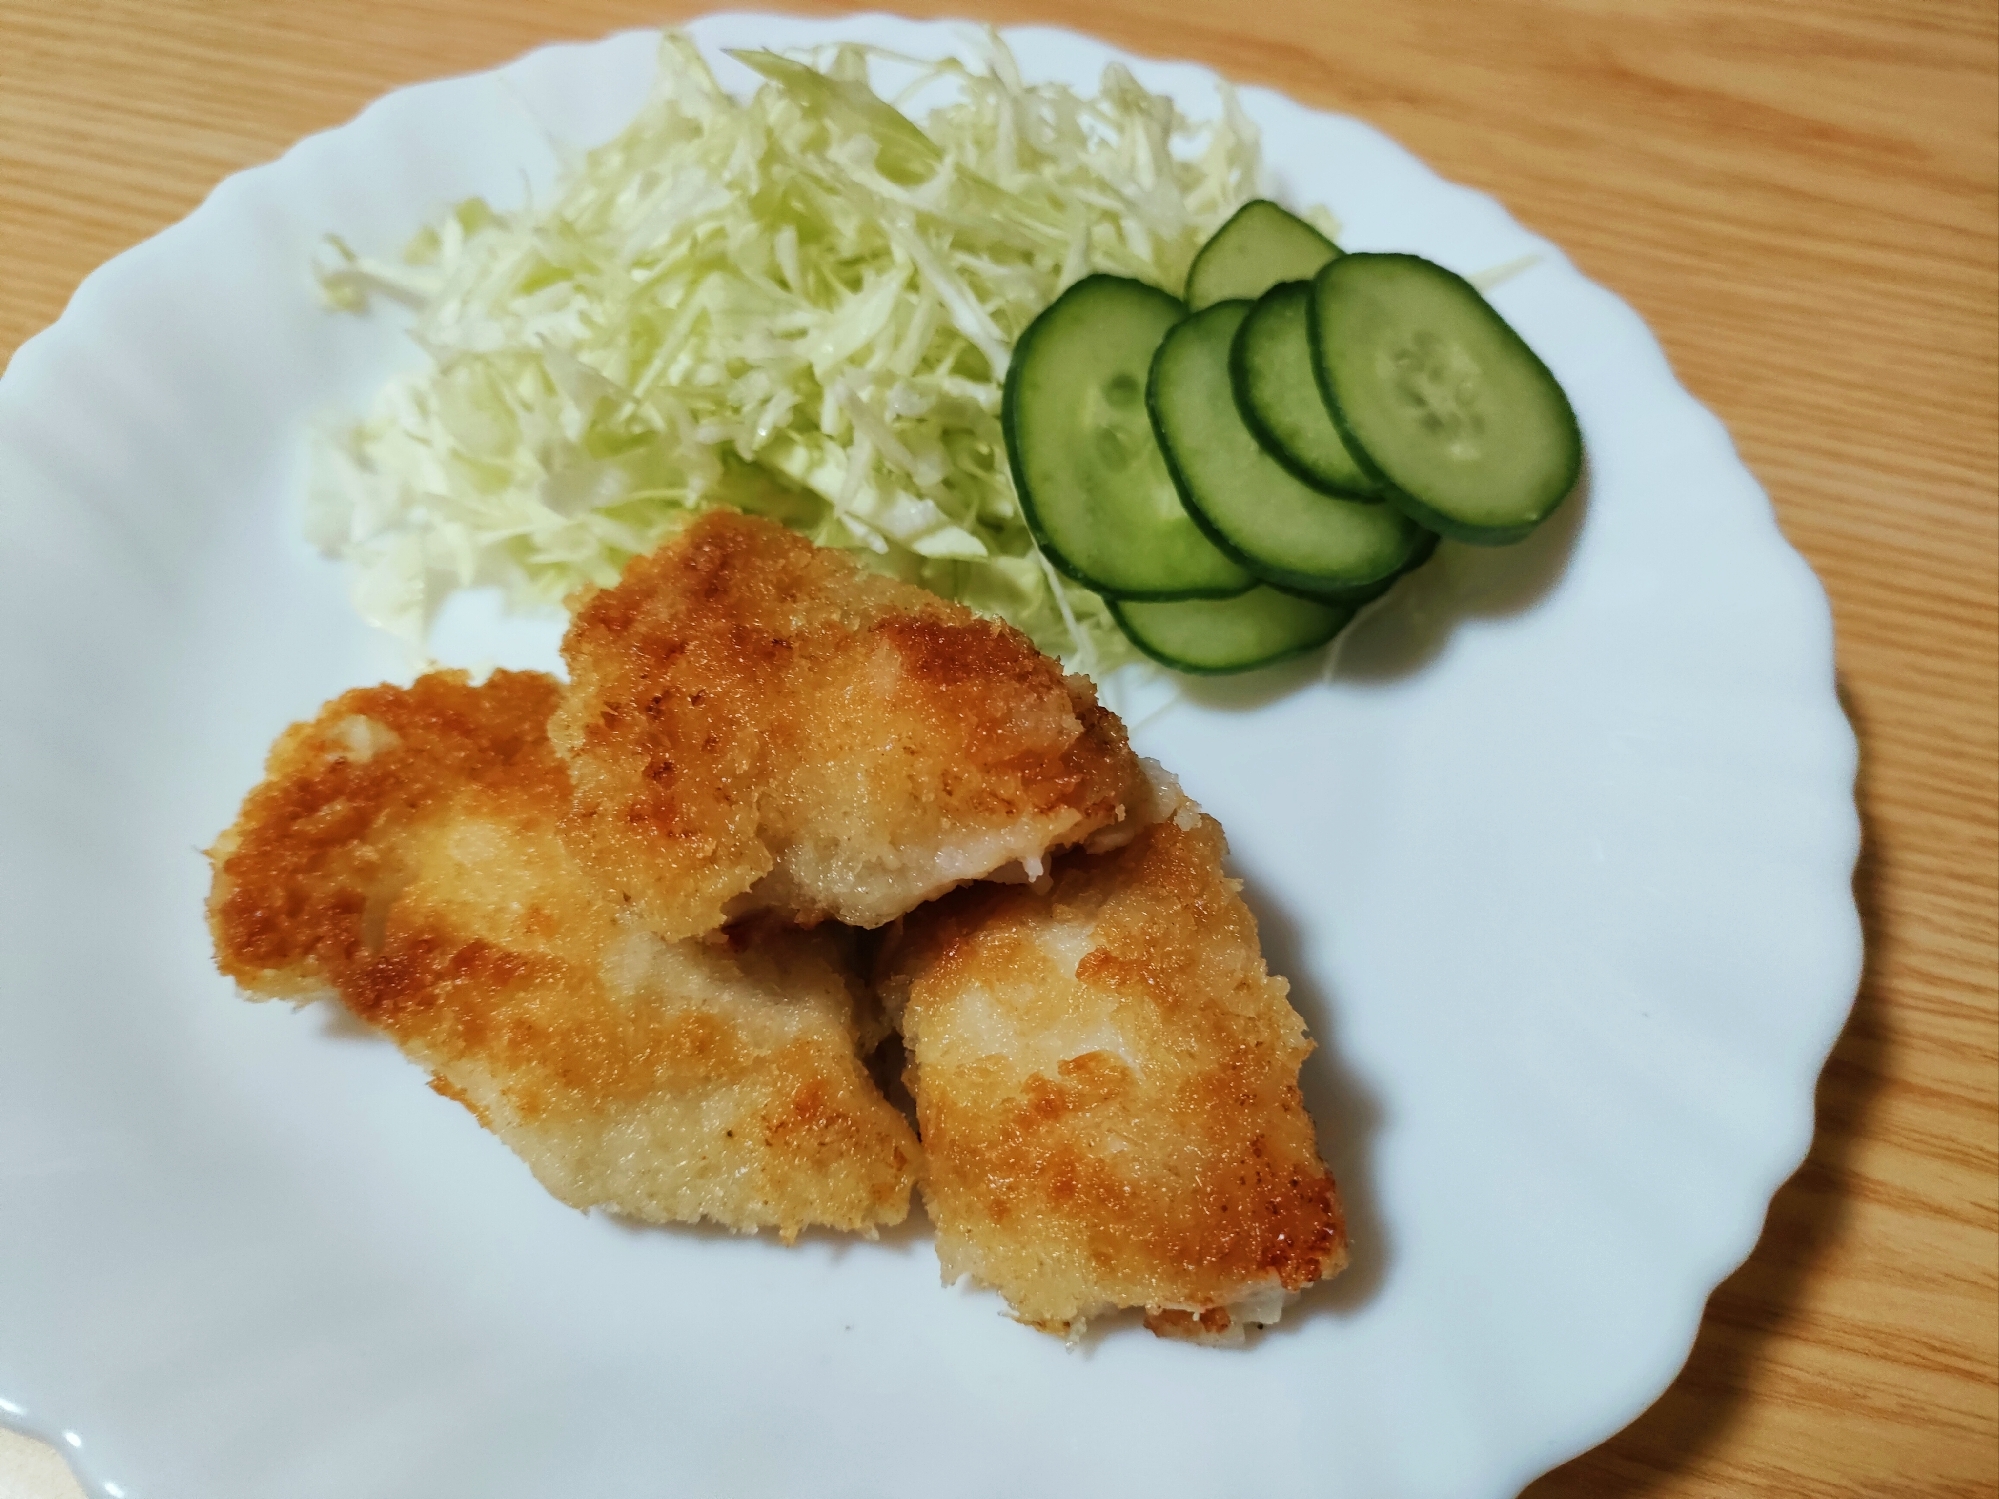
[1520,676,1886,1497]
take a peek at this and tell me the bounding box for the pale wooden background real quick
[1,1,1994,1494]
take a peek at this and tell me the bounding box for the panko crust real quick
[878,808,1347,1340]
[549,510,1142,939]
[207,670,919,1239]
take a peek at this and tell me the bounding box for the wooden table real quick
[2,2,1993,1494]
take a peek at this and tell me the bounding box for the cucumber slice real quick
[1147,301,1427,594]
[1271,528,1439,603]
[1111,588,1356,674]
[1231,282,1382,499]
[1184,200,1341,311]
[1309,253,1582,544]
[1003,275,1254,599]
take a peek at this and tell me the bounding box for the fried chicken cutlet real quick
[207,670,919,1239]
[550,510,1144,939]
[877,799,1347,1342]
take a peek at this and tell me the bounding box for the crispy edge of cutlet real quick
[547,509,1144,936]
[205,668,921,1239]
[878,807,1348,1341]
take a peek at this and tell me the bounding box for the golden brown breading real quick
[550,510,1143,939]
[207,670,919,1240]
[877,804,1347,1341]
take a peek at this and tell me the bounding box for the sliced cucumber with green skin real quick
[1184,200,1341,311]
[1231,281,1382,500]
[1309,253,1582,545]
[1148,301,1428,594]
[1003,275,1254,599]
[1111,588,1357,674]
[1270,528,1439,604]
[1111,591,1359,679]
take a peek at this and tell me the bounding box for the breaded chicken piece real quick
[550,510,1144,939]
[206,670,919,1240]
[877,800,1347,1342]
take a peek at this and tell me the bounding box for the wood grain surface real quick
[2,1,1994,1494]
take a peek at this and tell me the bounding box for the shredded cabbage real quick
[308,31,1277,673]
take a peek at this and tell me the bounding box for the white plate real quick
[0,15,1860,1498]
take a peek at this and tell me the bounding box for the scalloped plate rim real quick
[0,15,1861,1499]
